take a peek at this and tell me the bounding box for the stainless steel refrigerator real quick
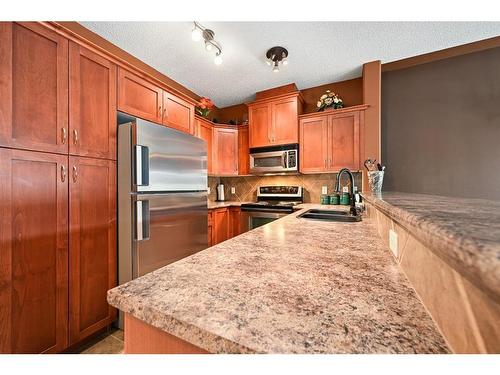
[117,113,207,291]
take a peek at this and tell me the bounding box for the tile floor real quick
[80,329,124,354]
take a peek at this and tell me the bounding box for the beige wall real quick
[208,173,362,203]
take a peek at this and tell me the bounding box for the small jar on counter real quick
[320,195,330,205]
[329,193,340,205]
[340,192,350,205]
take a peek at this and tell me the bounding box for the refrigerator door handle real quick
[135,145,150,186]
[135,200,150,241]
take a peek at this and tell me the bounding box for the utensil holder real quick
[368,171,384,193]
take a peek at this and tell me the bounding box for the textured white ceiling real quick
[82,22,500,107]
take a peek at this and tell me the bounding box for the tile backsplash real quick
[208,173,362,203]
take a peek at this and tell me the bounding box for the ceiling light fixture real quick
[192,21,223,66]
[266,46,288,72]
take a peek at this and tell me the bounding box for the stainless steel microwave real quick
[249,144,298,174]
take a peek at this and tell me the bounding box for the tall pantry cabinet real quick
[0,22,117,353]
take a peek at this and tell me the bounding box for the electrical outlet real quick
[231,187,236,194]
[342,186,349,193]
[321,186,328,195]
[207,187,211,194]
[389,229,398,258]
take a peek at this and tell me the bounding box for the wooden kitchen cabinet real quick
[299,105,366,173]
[300,116,329,173]
[229,207,242,238]
[69,42,117,160]
[328,111,360,171]
[0,22,68,155]
[271,96,300,145]
[248,102,271,148]
[213,207,229,245]
[118,68,163,124]
[69,156,117,344]
[247,93,303,148]
[195,117,214,174]
[0,148,69,354]
[207,210,214,247]
[238,125,249,175]
[163,91,194,134]
[212,126,238,176]
[118,68,195,135]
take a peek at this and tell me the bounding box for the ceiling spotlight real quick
[191,27,202,42]
[214,53,223,66]
[266,46,288,72]
[191,22,223,66]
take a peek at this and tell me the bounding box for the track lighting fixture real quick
[191,21,223,66]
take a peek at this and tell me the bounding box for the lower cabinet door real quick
[0,148,69,353]
[69,156,117,344]
[229,207,241,237]
[207,210,214,247]
[213,208,229,245]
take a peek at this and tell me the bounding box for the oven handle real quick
[282,152,287,169]
[241,208,292,215]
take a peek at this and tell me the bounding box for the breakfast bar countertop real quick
[107,204,449,354]
[362,192,500,300]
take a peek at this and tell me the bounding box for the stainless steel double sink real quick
[297,209,362,222]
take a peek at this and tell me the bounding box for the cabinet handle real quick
[329,158,332,167]
[61,128,67,144]
[158,106,162,118]
[324,159,327,168]
[72,165,78,183]
[60,165,66,182]
[73,129,78,145]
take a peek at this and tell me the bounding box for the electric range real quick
[240,186,303,231]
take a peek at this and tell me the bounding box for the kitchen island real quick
[107,204,449,353]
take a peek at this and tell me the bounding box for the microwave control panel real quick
[287,150,297,168]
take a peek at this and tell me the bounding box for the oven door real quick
[250,151,292,174]
[241,209,289,232]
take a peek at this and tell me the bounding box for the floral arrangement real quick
[196,97,214,118]
[316,90,344,111]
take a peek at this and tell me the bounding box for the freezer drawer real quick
[131,192,208,278]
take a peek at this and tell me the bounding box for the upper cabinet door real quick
[238,126,249,175]
[0,22,68,154]
[0,148,69,353]
[117,68,162,124]
[69,156,117,345]
[248,103,271,148]
[69,42,117,160]
[271,97,299,145]
[299,116,328,173]
[162,92,194,134]
[213,127,238,175]
[328,111,360,171]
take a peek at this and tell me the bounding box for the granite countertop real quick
[208,201,245,209]
[362,192,500,300]
[108,204,448,353]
